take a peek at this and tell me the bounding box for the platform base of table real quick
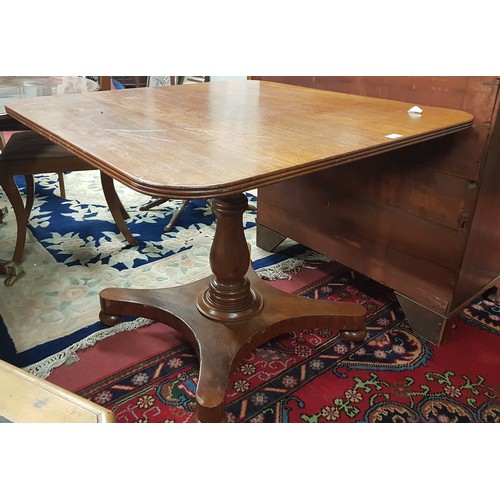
[100,267,366,423]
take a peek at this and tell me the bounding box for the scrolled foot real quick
[99,311,123,326]
[340,328,367,342]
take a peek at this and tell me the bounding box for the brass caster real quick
[0,206,8,223]
[5,276,17,286]
[3,261,24,287]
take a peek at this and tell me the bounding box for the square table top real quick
[5,80,473,199]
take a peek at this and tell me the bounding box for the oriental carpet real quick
[51,260,500,423]
[2,171,500,423]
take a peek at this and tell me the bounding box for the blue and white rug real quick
[0,171,319,377]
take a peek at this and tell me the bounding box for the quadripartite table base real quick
[99,193,366,423]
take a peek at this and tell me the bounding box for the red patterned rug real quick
[72,261,500,423]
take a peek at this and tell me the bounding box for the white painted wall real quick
[210,76,247,81]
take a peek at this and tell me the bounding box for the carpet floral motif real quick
[461,297,500,337]
[75,264,500,423]
[298,370,500,423]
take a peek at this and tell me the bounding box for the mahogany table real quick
[5,80,473,422]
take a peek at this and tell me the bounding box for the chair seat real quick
[1,131,92,166]
[0,130,137,285]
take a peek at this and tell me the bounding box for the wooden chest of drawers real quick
[252,76,500,344]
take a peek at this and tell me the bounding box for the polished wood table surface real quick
[5,80,473,422]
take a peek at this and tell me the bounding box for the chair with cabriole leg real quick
[0,76,137,286]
